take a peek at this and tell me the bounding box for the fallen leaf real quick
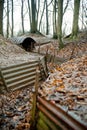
[77,95,85,100]
[55,85,65,93]
[16,123,30,130]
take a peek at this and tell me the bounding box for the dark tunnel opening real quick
[21,37,36,51]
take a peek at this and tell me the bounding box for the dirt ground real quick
[35,31,87,62]
[0,34,44,67]
[0,31,87,129]
[0,31,87,66]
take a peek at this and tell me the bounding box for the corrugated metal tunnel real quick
[10,36,36,51]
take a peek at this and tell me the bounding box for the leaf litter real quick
[0,87,32,130]
[38,54,87,126]
[0,32,87,129]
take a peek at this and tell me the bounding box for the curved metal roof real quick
[10,36,36,45]
[9,36,51,45]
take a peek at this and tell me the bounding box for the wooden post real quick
[30,67,39,130]
[38,42,40,54]
[45,47,49,73]
[43,56,48,77]
[38,58,44,80]
[38,112,58,130]
[0,68,8,91]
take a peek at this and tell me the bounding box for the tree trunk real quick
[71,0,81,38]
[7,0,9,38]
[53,0,58,39]
[57,0,64,49]
[0,0,4,35]
[39,0,46,31]
[27,0,31,31]
[30,0,37,33]
[36,0,40,30]
[11,0,14,36]
[45,0,49,35]
[21,0,24,34]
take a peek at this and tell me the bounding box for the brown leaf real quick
[77,95,84,100]
[56,85,65,93]
[5,111,14,117]
[52,79,63,86]
[17,105,26,111]
[56,66,62,71]
[16,123,30,130]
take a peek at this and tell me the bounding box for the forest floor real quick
[0,31,87,129]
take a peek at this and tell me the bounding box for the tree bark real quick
[36,0,40,30]
[53,0,58,38]
[30,0,37,33]
[7,0,9,38]
[57,0,64,49]
[45,0,49,35]
[11,0,14,36]
[0,0,4,35]
[21,0,24,34]
[39,0,46,31]
[27,0,31,31]
[71,0,81,38]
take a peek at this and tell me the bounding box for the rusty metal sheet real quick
[37,97,87,130]
[0,57,46,91]
[9,36,51,45]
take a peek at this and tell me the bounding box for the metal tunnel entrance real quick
[10,36,36,51]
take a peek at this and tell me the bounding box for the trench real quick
[20,37,36,51]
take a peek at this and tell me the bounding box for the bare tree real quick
[27,0,31,30]
[82,0,87,28]
[57,0,64,49]
[71,0,81,38]
[0,0,4,35]
[39,0,46,31]
[45,0,49,35]
[30,0,37,33]
[53,0,70,39]
[7,0,9,38]
[21,0,24,34]
[63,0,70,15]
[11,0,14,36]
[53,0,58,38]
[36,0,40,30]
